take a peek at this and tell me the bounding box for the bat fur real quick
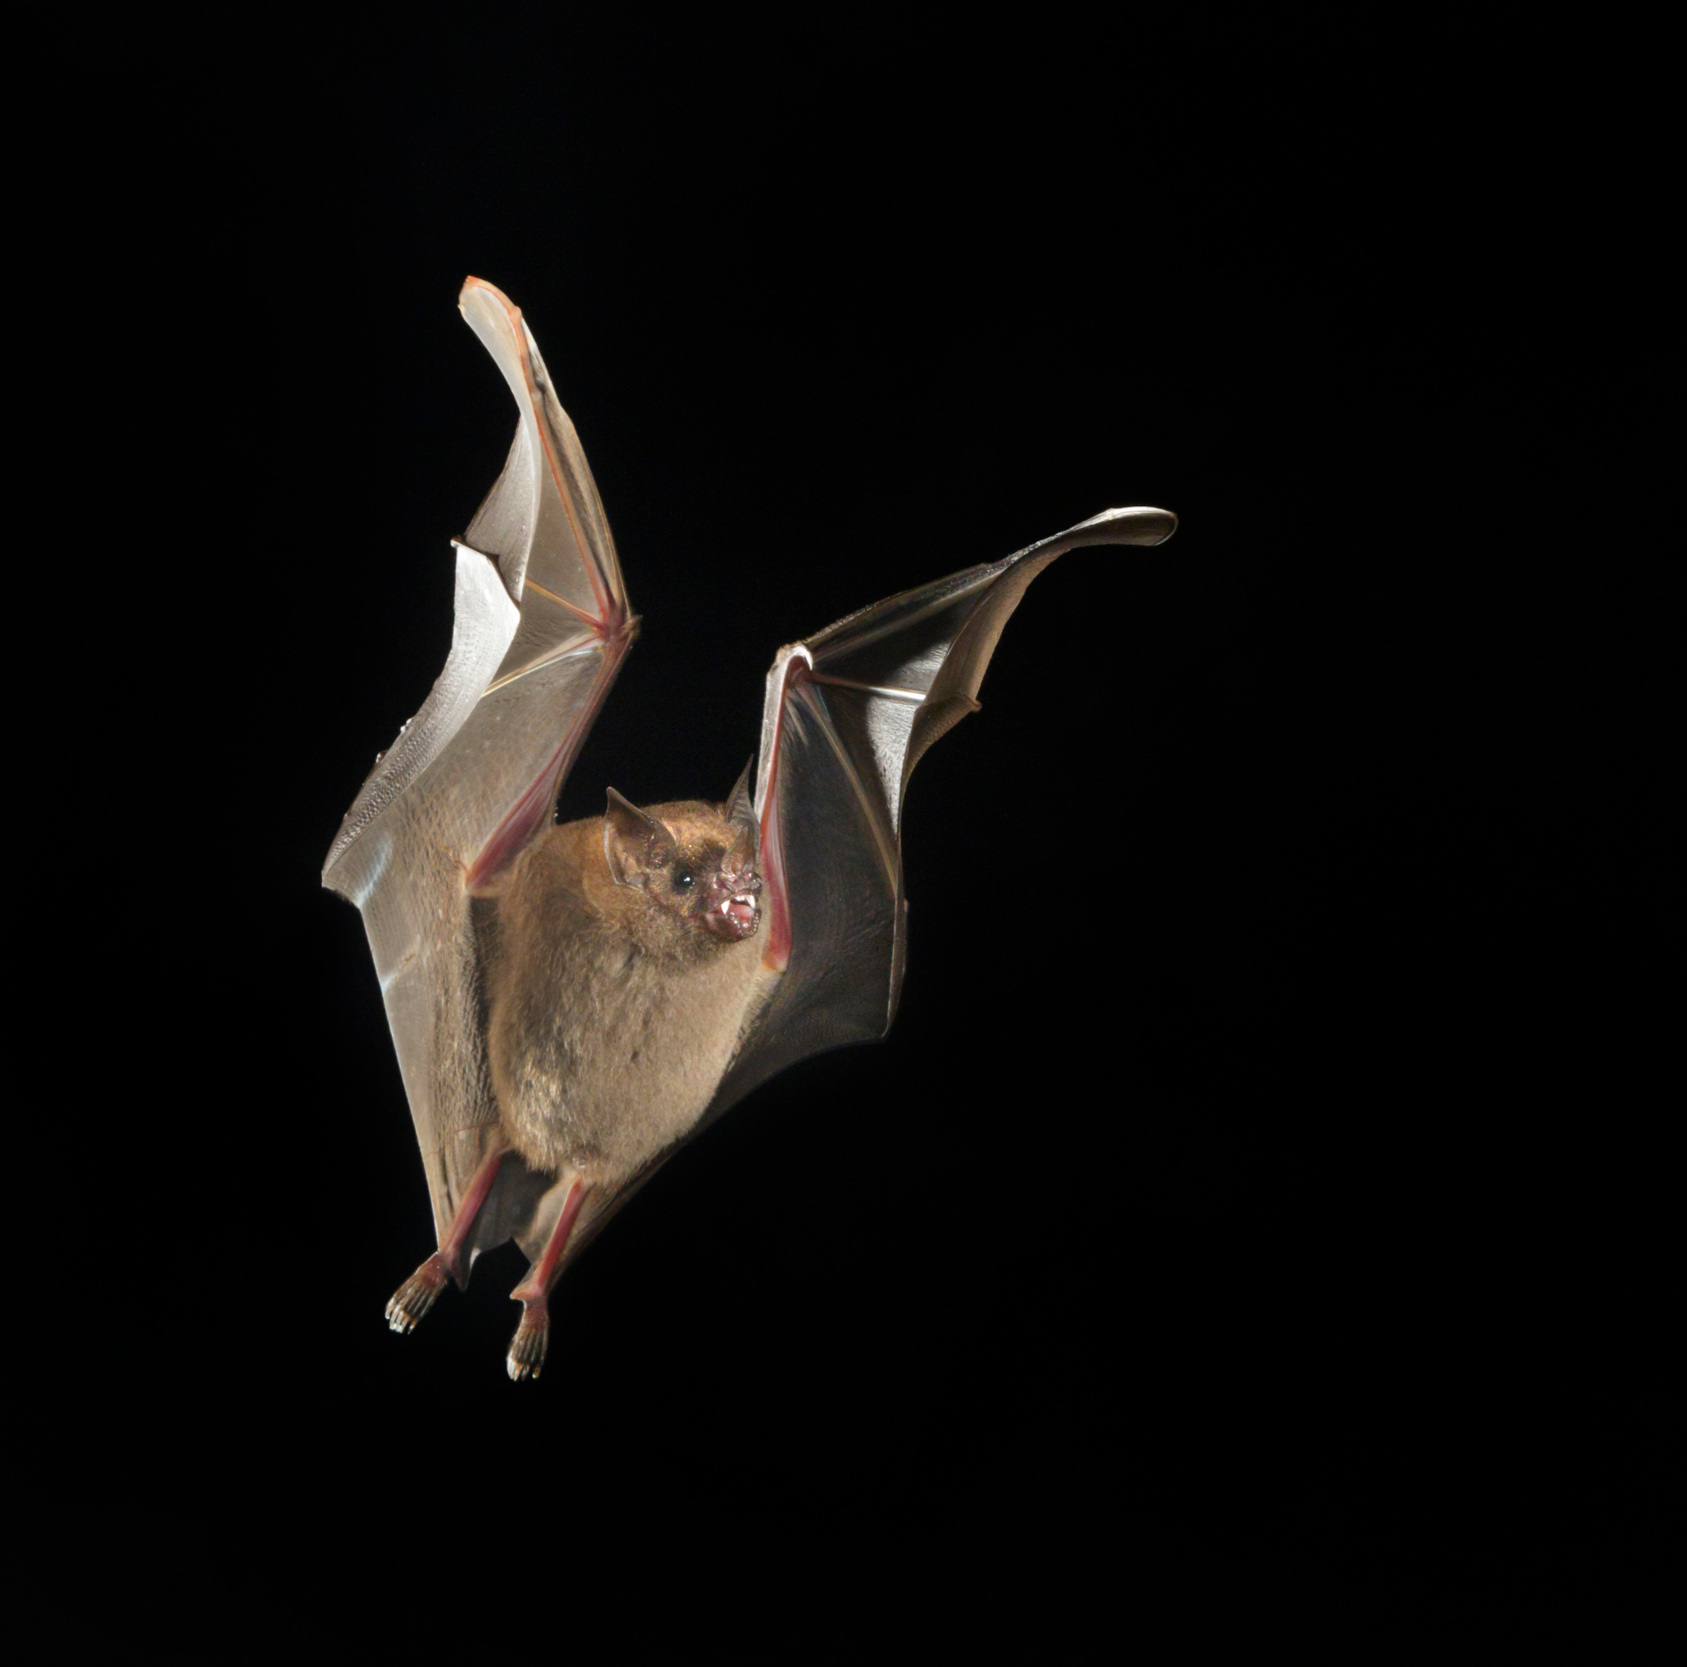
[478,799,774,1183]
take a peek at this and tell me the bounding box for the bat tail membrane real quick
[323,281,639,1282]
[713,507,1177,1117]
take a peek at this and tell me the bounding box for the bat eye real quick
[672,869,695,892]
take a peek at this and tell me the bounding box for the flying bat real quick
[323,278,1177,1379]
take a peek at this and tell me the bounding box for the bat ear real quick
[724,756,758,866]
[604,788,677,886]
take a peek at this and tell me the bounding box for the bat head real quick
[603,788,763,947]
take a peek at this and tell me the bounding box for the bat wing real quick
[322,278,636,1255]
[711,507,1177,1116]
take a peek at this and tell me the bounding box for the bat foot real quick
[386,1253,450,1334]
[506,1300,550,1382]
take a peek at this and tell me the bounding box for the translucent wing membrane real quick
[713,506,1177,1117]
[323,279,636,1253]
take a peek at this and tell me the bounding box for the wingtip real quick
[1093,505,1178,545]
[458,275,521,324]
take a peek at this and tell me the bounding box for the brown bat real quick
[323,278,1176,1379]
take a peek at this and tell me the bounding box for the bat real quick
[323,278,1177,1379]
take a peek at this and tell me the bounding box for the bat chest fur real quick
[489,911,767,1183]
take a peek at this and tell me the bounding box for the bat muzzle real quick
[703,867,763,942]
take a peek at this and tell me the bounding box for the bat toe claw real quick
[506,1301,550,1382]
[386,1253,450,1335]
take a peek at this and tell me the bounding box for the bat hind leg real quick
[386,1140,511,1337]
[506,1175,590,1382]
[386,1254,450,1334]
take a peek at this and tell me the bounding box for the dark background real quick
[82,15,1666,1641]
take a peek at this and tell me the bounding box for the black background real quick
[79,15,1668,1643]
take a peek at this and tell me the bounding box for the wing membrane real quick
[712,507,1176,1115]
[323,279,635,1251]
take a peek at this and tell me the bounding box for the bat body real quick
[324,278,1176,1378]
[482,799,770,1184]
